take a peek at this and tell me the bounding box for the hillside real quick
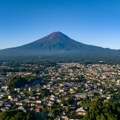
[0,32,120,63]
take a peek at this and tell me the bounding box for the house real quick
[76,106,88,116]
[17,106,26,112]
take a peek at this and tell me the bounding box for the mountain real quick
[0,32,120,63]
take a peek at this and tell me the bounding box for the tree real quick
[6,76,28,88]
[83,101,120,120]
[0,110,36,120]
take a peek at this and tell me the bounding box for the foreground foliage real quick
[83,100,120,120]
[0,110,35,120]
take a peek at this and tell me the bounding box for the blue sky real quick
[0,0,120,49]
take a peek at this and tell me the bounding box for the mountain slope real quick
[0,32,120,63]
[18,32,84,51]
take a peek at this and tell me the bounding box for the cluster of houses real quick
[0,63,120,119]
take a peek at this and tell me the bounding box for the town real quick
[0,62,120,120]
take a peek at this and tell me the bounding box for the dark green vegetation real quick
[0,32,120,64]
[83,100,120,120]
[6,76,29,88]
[0,110,35,120]
[6,76,44,88]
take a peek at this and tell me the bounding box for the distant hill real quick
[0,32,120,63]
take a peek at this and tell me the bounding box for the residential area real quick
[0,62,120,119]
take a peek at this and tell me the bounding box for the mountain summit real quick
[18,31,84,51]
[0,32,120,63]
[41,31,70,41]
